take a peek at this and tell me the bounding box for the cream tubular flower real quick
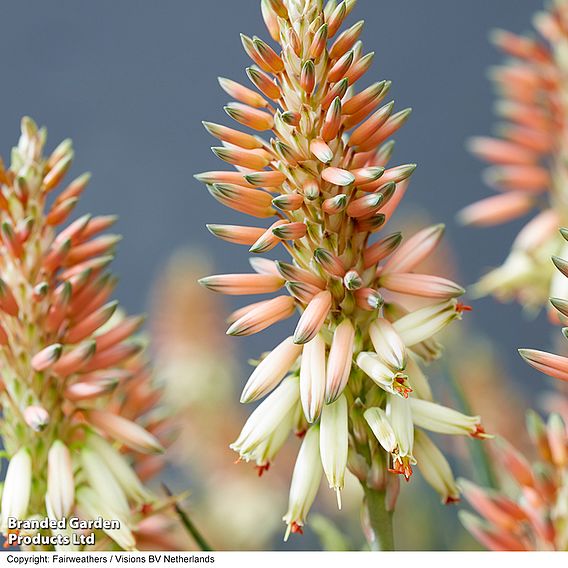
[1,448,32,530]
[282,425,322,540]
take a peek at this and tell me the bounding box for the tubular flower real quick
[197,0,487,540]
[0,118,170,551]
[460,411,568,550]
[459,2,568,313]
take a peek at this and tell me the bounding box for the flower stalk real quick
[197,0,487,544]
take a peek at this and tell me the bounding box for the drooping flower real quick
[0,118,170,551]
[459,2,568,313]
[197,0,486,543]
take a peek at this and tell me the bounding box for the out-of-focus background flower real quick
[0,0,558,551]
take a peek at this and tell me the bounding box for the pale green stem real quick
[362,484,395,551]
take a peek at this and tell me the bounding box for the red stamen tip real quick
[456,302,473,314]
[256,462,270,477]
[444,496,461,505]
[291,522,304,535]
[470,424,489,439]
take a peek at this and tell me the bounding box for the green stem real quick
[362,485,395,551]
[162,484,213,552]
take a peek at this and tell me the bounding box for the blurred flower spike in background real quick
[0,118,175,551]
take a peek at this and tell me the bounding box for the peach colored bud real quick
[195,170,256,187]
[328,50,354,83]
[244,170,287,187]
[0,279,20,317]
[330,20,364,59]
[343,81,386,115]
[309,23,328,59]
[199,273,284,295]
[310,138,333,164]
[483,164,549,193]
[46,197,78,226]
[363,232,402,268]
[349,102,394,148]
[246,67,282,100]
[250,220,288,253]
[321,167,355,186]
[52,341,96,376]
[380,273,465,300]
[321,194,346,215]
[322,97,342,142]
[327,1,347,37]
[261,0,280,41]
[203,121,263,150]
[300,60,316,95]
[227,295,296,336]
[382,224,445,274]
[512,209,559,252]
[252,37,284,73]
[95,315,145,352]
[206,224,266,246]
[43,153,73,193]
[345,51,375,85]
[276,261,326,288]
[225,102,274,131]
[351,166,385,187]
[212,146,270,170]
[23,405,49,432]
[468,136,538,165]
[519,348,568,382]
[31,343,63,371]
[356,108,412,152]
[218,76,267,108]
[354,287,384,311]
[81,342,141,373]
[272,222,307,241]
[458,192,535,226]
[65,380,117,401]
[86,410,164,454]
[208,184,275,218]
[53,173,91,209]
[293,290,332,344]
[66,301,118,343]
[313,248,345,277]
[326,319,355,403]
[321,78,349,110]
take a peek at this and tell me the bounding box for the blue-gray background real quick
[0,0,551,551]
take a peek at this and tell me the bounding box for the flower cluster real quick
[460,411,568,551]
[197,0,488,540]
[460,2,568,312]
[461,227,568,551]
[0,118,169,551]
